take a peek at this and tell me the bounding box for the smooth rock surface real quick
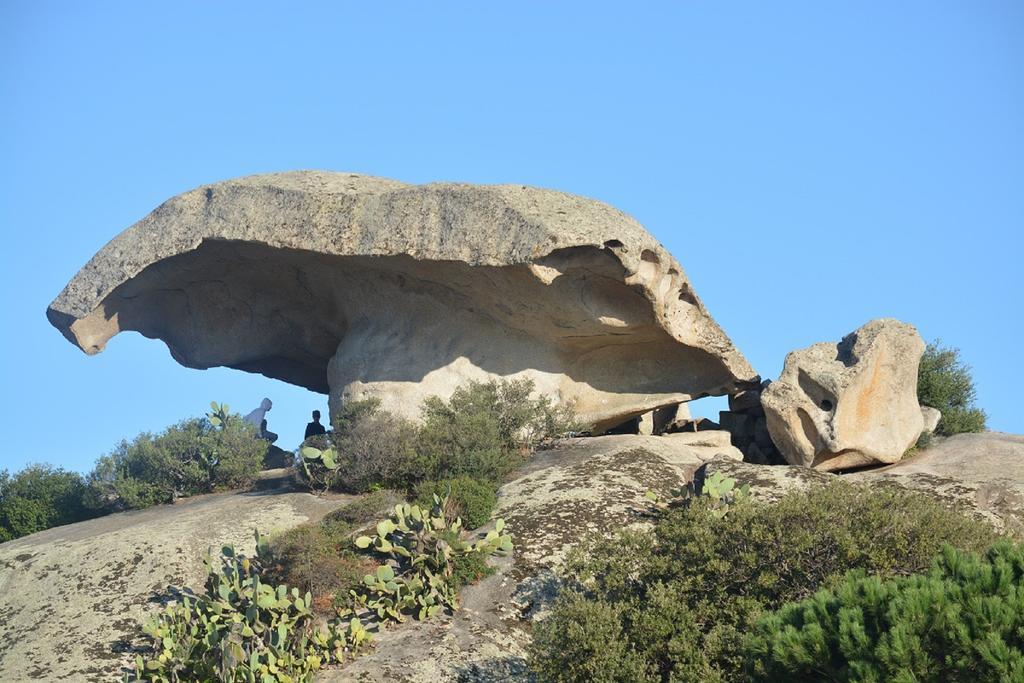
[846,432,1024,534]
[0,475,351,681]
[662,429,745,461]
[761,318,925,470]
[921,406,942,433]
[47,172,757,432]
[701,432,1024,534]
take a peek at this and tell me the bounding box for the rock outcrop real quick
[701,432,1024,535]
[320,434,743,682]
[846,432,1024,535]
[921,406,942,434]
[718,382,785,464]
[46,172,757,432]
[0,476,351,681]
[0,435,743,681]
[761,319,926,471]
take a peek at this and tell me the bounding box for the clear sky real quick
[1,2,1021,474]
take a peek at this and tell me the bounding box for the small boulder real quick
[761,318,925,471]
[664,430,744,461]
[921,406,942,434]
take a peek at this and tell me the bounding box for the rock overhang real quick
[47,171,758,430]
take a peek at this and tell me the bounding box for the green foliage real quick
[530,481,1002,682]
[446,537,497,589]
[295,444,340,495]
[414,378,576,484]
[0,464,96,543]
[330,398,383,437]
[351,494,512,622]
[296,401,420,494]
[206,401,231,428]
[918,340,987,435]
[530,595,659,683]
[129,535,370,682]
[746,541,1024,682]
[87,405,267,512]
[330,406,420,493]
[296,379,576,502]
[261,515,378,616]
[413,476,498,529]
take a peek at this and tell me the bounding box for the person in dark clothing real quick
[258,418,279,444]
[304,410,327,439]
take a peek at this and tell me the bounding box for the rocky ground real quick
[0,472,353,681]
[1,432,1021,681]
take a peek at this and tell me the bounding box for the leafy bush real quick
[129,537,369,682]
[261,515,378,616]
[415,378,577,484]
[918,340,987,435]
[262,493,402,615]
[530,481,1002,682]
[0,464,95,543]
[446,533,497,589]
[297,400,419,494]
[413,476,498,529]
[746,541,1024,682]
[88,408,267,511]
[331,405,420,492]
[298,379,577,497]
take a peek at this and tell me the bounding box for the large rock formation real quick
[761,319,925,471]
[47,172,757,431]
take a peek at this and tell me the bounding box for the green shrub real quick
[530,481,1002,682]
[330,397,384,436]
[918,340,987,435]
[297,400,419,494]
[446,533,497,589]
[129,537,369,682]
[263,493,406,615]
[261,516,378,616]
[297,379,577,497]
[531,595,658,683]
[415,378,576,484]
[331,407,420,493]
[746,541,1024,682]
[413,476,498,529]
[88,408,267,511]
[0,464,95,543]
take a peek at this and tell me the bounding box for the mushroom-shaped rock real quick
[47,171,757,431]
[761,318,926,471]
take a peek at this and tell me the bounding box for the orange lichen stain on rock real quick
[855,347,888,426]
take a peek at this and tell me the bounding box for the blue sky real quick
[1,2,1021,474]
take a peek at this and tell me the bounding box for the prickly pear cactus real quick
[701,471,750,518]
[128,532,369,682]
[352,493,513,622]
[296,445,340,493]
[206,401,231,429]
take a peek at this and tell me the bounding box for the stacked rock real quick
[719,382,785,465]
